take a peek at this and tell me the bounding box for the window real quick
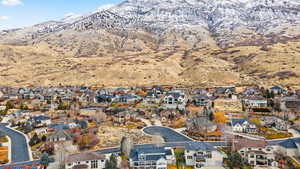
[91,160,98,169]
[206,151,212,158]
[250,154,254,158]
[187,156,193,159]
[68,163,72,166]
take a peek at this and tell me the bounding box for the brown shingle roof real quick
[234,139,267,151]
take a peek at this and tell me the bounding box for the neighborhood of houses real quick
[0,85,300,169]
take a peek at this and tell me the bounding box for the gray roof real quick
[48,129,72,140]
[185,142,216,151]
[66,152,105,163]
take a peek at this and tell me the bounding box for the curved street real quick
[0,123,30,163]
[1,125,300,168]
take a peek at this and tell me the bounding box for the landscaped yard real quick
[259,127,293,139]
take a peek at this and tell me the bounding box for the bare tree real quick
[92,110,107,126]
[52,141,78,169]
[120,136,133,157]
[152,134,164,147]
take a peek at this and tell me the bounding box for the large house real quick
[184,142,225,169]
[261,116,287,131]
[163,90,187,110]
[277,138,300,158]
[193,95,212,107]
[65,152,106,169]
[269,86,287,95]
[242,96,268,109]
[231,119,257,134]
[276,97,300,112]
[47,129,73,142]
[129,146,175,169]
[143,92,161,105]
[234,139,277,167]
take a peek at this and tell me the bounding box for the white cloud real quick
[0,16,8,21]
[1,0,22,6]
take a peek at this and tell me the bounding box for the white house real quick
[234,139,277,167]
[163,90,187,110]
[184,142,225,169]
[65,152,106,169]
[231,119,257,133]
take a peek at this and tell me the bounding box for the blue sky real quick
[0,0,122,30]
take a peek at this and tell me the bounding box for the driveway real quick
[0,123,30,163]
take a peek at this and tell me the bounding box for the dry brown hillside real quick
[0,40,299,87]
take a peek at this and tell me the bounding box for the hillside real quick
[0,0,299,87]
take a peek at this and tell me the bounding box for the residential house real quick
[214,86,236,98]
[193,88,208,95]
[48,123,70,132]
[143,92,161,105]
[94,94,114,103]
[242,96,269,111]
[160,109,179,123]
[231,119,257,134]
[241,86,263,96]
[261,116,287,131]
[163,90,187,110]
[114,111,132,125]
[193,95,211,107]
[47,129,73,142]
[277,138,300,158]
[29,115,51,127]
[65,152,106,169]
[234,139,277,167]
[129,146,175,169]
[269,86,287,95]
[115,94,140,104]
[276,97,300,113]
[186,117,217,133]
[184,142,225,169]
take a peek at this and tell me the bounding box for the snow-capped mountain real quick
[0,0,299,47]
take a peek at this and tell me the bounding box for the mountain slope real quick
[0,0,299,87]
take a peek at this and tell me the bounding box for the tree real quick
[54,141,78,169]
[105,154,118,169]
[40,152,50,169]
[92,110,107,126]
[120,136,133,157]
[152,134,164,147]
[29,133,40,146]
[5,101,14,110]
[24,122,33,134]
[227,151,244,169]
[41,135,47,142]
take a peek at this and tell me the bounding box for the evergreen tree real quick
[227,151,244,169]
[105,154,118,169]
[40,152,50,169]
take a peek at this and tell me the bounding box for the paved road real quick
[0,123,30,163]
[2,125,299,168]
